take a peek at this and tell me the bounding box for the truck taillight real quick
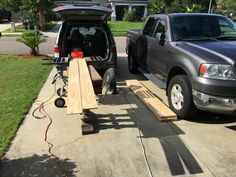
[54,45,59,58]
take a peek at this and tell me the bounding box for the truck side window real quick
[153,20,166,38]
[143,17,159,36]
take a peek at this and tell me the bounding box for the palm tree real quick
[21,0,55,31]
[16,31,46,56]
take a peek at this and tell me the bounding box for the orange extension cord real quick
[32,82,69,177]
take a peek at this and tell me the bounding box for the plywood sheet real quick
[126,80,177,121]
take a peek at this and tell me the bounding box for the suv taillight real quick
[54,45,59,58]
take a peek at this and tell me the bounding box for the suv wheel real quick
[102,68,117,95]
[168,75,197,119]
[128,50,138,73]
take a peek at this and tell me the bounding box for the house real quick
[55,0,149,21]
[109,0,148,20]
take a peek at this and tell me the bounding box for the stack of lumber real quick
[126,80,177,121]
[67,59,97,114]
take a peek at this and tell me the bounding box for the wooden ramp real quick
[126,80,177,121]
[67,59,97,115]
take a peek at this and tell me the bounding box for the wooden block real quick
[78,59,97,110]
[67,60,82,114]
[126,80,177,121]
[81,121,94,134]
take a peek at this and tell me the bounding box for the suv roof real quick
[53,5,112,22]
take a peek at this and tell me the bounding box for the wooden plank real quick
[88,65,102,94]
[126,80,177,121]
[67,60,83,114]
[78,59,97,110]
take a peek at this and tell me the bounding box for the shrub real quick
[123,9,135,22]
[186,4,204,13]
[16,31,46,56]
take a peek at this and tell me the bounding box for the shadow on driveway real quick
[0,154,77,177]
[90,89,204,176]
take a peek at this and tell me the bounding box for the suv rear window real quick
[60,23,108,58]
[70,26,96,37]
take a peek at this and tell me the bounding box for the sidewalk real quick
[0,22,22,33]
[1,22,61,37]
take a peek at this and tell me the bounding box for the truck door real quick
[147,18,168,82]
[135,17,159,69]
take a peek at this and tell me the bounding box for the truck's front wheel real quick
[128,51,138,73]
[167,75,197,119]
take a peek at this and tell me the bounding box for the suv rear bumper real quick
[193,89,236,115]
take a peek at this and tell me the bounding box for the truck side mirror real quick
[0,32,2,38]
[159,33,166,46]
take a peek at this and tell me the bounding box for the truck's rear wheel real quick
[128,51,138,73]
[167,75,197,119]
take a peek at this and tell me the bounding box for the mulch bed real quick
[19,54,51,59]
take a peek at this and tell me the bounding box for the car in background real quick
[0,8,11,23]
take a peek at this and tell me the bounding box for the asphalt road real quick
[0,36,126,55]
[1,52,236,176]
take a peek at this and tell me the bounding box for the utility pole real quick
[208,0,213,13]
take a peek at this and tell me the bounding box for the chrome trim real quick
[192,89,236,114]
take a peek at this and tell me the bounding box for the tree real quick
[149,0,216,14]
[217,0,236,19]
[149,0,166,14]
[21,0,55,31]
[186,4,204,13]
[0,0,22,11]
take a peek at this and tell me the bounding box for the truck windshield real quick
[171,15,236,41]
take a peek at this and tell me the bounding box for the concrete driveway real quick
[1,53,236,177]
[0,37,126,55]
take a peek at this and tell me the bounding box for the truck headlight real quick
[199,64,235,80]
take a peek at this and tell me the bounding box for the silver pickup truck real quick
[126,13,236,118]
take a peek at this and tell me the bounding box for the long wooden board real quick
[67,60,82,114]
[126,80,177,121]
[88,65,102,94]
[78,59,97,110]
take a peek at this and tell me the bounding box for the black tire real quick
[167,75,197,119]
[54,97,65,108]
[57,88,67,97]
[128,50,138,73]
[102,68,117,95]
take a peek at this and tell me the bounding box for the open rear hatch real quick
[53,5,112,22]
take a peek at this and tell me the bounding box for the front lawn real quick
[108,21,143,36]
[0,55,52,157]
[2,21,58,34]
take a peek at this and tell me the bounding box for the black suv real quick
[53,4,117,72]
[0,8,11,23]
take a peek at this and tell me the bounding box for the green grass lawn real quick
[2,21,58,34]
[108,21,143,36]
[0,55,52,157]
